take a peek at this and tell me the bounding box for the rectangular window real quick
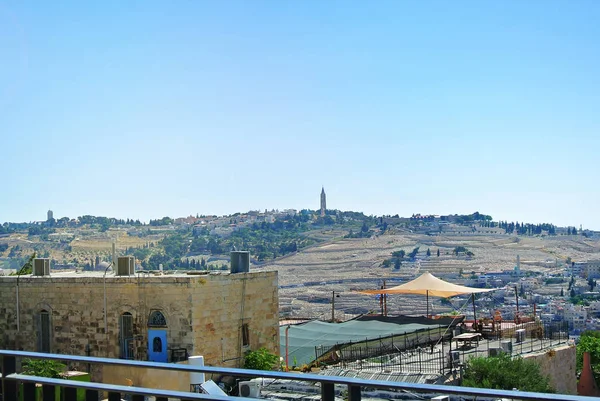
[39,311,51,353]
[241,323,250,347]
[120,313,134,359]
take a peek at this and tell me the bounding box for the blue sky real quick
[1,1,599,228]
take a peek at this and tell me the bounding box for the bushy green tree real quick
[462,354,554,393]
[243,347,279,371]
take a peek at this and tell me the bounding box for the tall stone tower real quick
[320,187,326,217]
[47,209,53,221]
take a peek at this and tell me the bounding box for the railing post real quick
[108,392,121,401]
[348,384,361,401]
[85,389,99,401]
[1,355,17,401]
[42,384,56,401]
[321,382,335,401]
[23,381,37,401]
[63,386,78,401]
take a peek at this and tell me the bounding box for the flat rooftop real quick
[0,269,268,279]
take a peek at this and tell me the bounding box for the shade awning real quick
[359,272,495,298]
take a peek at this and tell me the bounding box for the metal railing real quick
[0,350,589,401]
[315,321,570,374]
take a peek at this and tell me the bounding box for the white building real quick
[563,304,587,330]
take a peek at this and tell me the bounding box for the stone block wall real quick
[523,345,577,394]
[0,270,278,383]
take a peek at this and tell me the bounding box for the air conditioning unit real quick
[231,251,250,274]
[239,381,261,398]
[500,340,513,354]
[117,256,135,276]
[488,347,503,357]
[33,258,50,276]
[515,329,526,343]
[448,350,460,367]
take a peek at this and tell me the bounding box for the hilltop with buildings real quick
[2,189,600,337]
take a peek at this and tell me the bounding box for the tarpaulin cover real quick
[280,315,462,366]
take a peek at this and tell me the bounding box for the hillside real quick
[265,232,600,320]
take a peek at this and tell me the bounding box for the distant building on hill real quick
[320,187,327,217]
[47,209,53,221]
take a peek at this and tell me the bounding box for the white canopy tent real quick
[360,272,495,318]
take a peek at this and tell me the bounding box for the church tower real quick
[320,187,326,217]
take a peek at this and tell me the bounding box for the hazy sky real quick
[1,1,599,228]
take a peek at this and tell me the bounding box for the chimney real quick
[230,251,250,274]
[578,352,600,396]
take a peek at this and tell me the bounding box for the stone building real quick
[0,266,279,383]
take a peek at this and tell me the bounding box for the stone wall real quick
[0,271,279,384]
[523,345,577,394]
[103,361,192,392]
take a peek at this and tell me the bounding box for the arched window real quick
[153,336,163,352]
[38,310,51,352]
[120,312,134,359]
[148,311,167,327]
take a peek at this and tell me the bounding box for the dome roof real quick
[96,261,111,271]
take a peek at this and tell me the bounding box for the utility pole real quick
[331,291,341,322]
[331,291,335,323]
[380,285,384,315]
[515,285,520,323]
[383,279,387,316]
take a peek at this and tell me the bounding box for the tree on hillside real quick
[392,250,405,259]
[361,221,369,233]
[408,247,419,259]
[437,249,440,257]
[462,354,554,393]
[426,248,431,257]
[453,246,468,256]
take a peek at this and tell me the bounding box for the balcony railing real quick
[0,350,589,401]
